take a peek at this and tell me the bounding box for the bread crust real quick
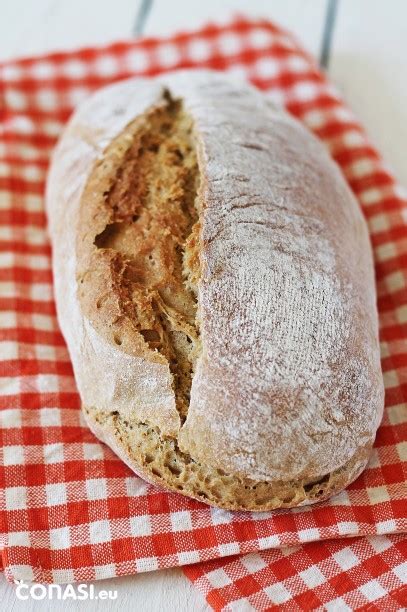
[46,70,384,511]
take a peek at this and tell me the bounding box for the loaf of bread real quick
[46,70,384,511]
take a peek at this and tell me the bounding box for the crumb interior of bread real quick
[85,405,357,511]
[94,91,201,423]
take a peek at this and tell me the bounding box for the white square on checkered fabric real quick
[16,144,40,161]
[384,270,405,293]
[377,519,397,534]
[396,304,407,324]
[82,442,105,461]
[367,485,391,504]
[388,404,407,425]
[376,242,397,263]
[248,27,272,49]
[298,528,320,542]
[125,476,148,497]
[0,227,13,241]
[170,511,192,532]
[41,119,62,137]
[343,130,365,147]
[258,534,280,549]
[40,407,62,427]
[0,377,21,396]
[85,478,108,501]
[5,89,27,111]
[21,164,44,182]
[125,49,149,72]
[94,564,117,580]
[304,109,326,129]
[0,190,11,209]
[62,59,87,78]
[187,38,211,62]
[333,547,360,571]
[5,486,26,510]
[218,32,241,55]
[206,568,232,588]
[155,43,181,68]
[360,187,385,205]
[27,254,50,270]
[368,535,393,554]
[35,88,58,111]
[136,557,158,572]
[30,61,55,79]
[30,283,53,301]
[31,313,55,331]
[369,213,389,233]
[8,531,31,546]
[89,520,112,545]
[0,162,11,178]
[129,515,151,537]
[337,521,359,536]
[3,64,23,80]
[292,81,319,102]
[94,55,118,77]
[264,582,291,604]
[254,57,279,79]
[384,369,401,390]
[367,448,380,469]
[397,441,407,462]
[52,569,75,583]
[241,553,267,574]
[3,445,25,465]
[45,483,67,507]
[49,526,71,550]
[349,158,376,179]
[331,490,351,506]
[0,311,16,328]
[359,579,387,602]
[394,561,407,582]
[325,597,352,611]
[210,507,233,525]
[10,565,35,582]
[0,408,22,428]
[24,193,44,213]
[43,443,65,464]
[177,551,201,565]
[284,55,308,74]
[299,566,326,588]
[229,599,253,612]
[218,542,240,556]
[68,86,92,108]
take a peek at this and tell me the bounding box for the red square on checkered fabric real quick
[0,15,406,609]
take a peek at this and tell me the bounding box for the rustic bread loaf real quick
[46,70,384,511]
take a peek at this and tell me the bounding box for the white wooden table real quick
[1,1,406,610]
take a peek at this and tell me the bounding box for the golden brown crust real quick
[46,71,384,511]
[83,404,370,511]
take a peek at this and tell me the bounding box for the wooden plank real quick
[329,0,407,185]
[0,569,209,611]
[0,0,142,60]
[145,0,328,57]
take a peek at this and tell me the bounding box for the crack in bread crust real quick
[78,92,202,423]
[84,405,369,511]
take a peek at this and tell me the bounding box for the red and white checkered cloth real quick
[0,16,406,610]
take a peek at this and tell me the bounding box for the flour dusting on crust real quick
[46,71,384,509]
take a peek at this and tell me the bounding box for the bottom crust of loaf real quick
[83,405,371,511]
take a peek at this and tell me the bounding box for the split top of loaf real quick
[46,71,384,510]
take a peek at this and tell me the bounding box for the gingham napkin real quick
[0,16,406,611]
